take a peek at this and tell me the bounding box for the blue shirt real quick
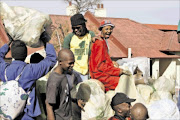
[0,43,57,118]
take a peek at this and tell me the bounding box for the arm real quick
[46,100,55,120]
[0,43,11,81]
[92,40,121,76]
[30,43,57,80]
[63,33,74,49]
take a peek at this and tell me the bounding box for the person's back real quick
[0,40,57,120]
[130,103,149,120]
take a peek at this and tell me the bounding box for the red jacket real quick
[89,39,121,91]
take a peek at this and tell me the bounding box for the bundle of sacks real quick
[0,2,52,47]
[74,57,179,120]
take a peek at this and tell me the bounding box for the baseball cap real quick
[111,93,136,107]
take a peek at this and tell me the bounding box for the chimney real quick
[95,3,106,17]
[101,4,103,8]
[69,1,72,6]
[66,2,77,16]
[97,4,100,9]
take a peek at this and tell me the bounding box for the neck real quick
[54,65,63,75]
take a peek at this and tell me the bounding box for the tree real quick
[64,0,101,14]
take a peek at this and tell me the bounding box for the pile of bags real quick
[76,57,179,120]
[0,2,52,47]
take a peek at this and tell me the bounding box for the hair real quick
[11,40,27,61]
[58,48,74,62]
[30,53,44,63]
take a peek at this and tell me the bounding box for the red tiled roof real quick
[87,13,180,58]
[1,12,180,59]
[144,24,178,31]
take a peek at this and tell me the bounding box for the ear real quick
[59,60,62,65]
[117,108,122,113]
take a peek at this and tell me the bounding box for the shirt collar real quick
[114,114,126,120]
[11,60,27,65]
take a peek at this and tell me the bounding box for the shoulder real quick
[48,72,66,83]
[94,39,105,45]
[64,33,74,39]
[89,31,95,37]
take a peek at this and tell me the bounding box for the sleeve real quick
[92,40,121,76]
[46,76,59,104]
[0,44,10,80]
[89,31,95,38]
[30,43,57,80]
[63,33,74,49]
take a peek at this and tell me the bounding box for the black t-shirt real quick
[46,72,72,120]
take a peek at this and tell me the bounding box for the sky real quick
[1,0,180,25]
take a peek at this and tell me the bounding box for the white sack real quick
[153,76,175,94]
[0,2,51,47]
[148,99,180,120]
[136,84,154,104]
[149,91,173,105]
[117,57,150,83]
[76,80,109,120]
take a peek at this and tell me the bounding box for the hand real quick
[92,35,103,43]
[112,61,119,68]
[7,33,13,46]
[122,69,132,76]
[77,99,86,112]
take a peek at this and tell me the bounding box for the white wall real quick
[159,58,176,80]
[152,59,159,79]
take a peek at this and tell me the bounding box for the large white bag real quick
[148,99,180,119]
[0,68,29,120]
[0,2,52,47]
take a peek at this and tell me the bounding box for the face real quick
[101,25,113,39]
[72,25,83,36]
[60,56,75,74]
[117,102,132,117]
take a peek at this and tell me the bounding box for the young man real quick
[63,13,95,81]
[130,103,149,120]
[45,49,85,120]
[89,20,131,92]
[109,93,136,120]
[0,40,57,120]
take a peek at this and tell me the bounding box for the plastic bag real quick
[148,99,180,119]
[117,57,150,84]
[76,80,109,120]
[0,2,52,47]
[153,76,175,94]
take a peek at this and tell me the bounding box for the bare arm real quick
[46,100,55,120]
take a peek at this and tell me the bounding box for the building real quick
[1,11,180,85]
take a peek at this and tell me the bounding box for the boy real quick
[46,49,85,120]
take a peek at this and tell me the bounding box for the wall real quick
[152,59,159,79]
[159,58,176,80]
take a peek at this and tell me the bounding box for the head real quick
[58,49,75,74]
[11,40,27,61]
[111,93,136,117]
[99,20,115,39]
[30,53,44,63]
[131,103,149,120]
[70,13,88,37]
